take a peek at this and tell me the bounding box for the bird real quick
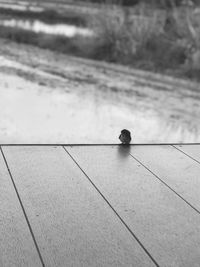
[119,129,131,144]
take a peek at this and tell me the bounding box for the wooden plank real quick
[67,145,200,267]
[174,145,200,163]
[129,145,200,212]
[0,150,42,267]
[2,146,156,267]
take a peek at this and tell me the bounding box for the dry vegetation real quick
[88,1,200,79]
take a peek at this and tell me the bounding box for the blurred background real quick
[0,0,199,144]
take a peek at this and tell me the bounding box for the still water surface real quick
[0,19,93,37]
[0,68,199,144]
[0,2,43,12]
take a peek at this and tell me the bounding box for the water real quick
[0,19,93,37]
[0,2,43,12]
[0,55,199,144]
[1,78,199,144]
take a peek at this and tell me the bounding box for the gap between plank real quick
[63,146,160,267]
[0,147,45,267]
[129,151,200,216]
[172,145,200,165]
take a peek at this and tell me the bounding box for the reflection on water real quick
[0,70,200,144]
[0,19,93,37]
[0,3,43,12]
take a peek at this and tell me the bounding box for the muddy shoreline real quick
[0,38,199,143]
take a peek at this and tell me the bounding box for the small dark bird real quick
[119,129,131,144]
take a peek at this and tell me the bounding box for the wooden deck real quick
[1,145,200,267]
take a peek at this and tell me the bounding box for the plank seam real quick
[0,147,45,267]
[63,146,160,267]
[172,145,200,165]
[129,152,200,216]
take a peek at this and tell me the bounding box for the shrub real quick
[89,3,163,63]
[167,5,200,70]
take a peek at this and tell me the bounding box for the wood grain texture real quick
[67,145,200,267]
[174,145,200,163]
[129,145,200,212]
[0,150,42,267]
[2,146,155,267]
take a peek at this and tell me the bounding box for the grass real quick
[0,25,98,58]
[0,2,200,81]
[0,26,77,54]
